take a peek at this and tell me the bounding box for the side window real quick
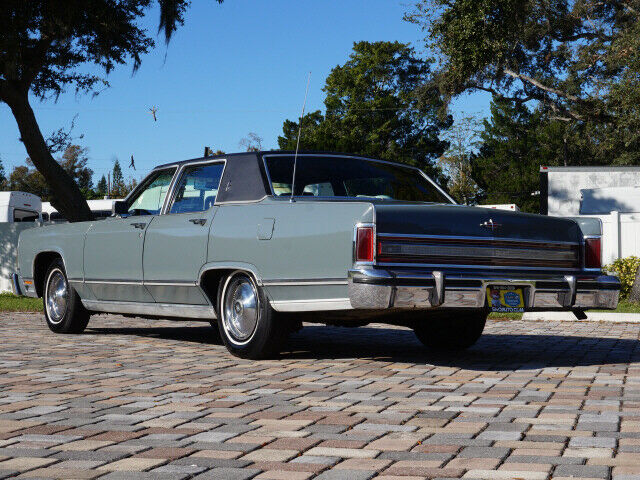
[127,168,177,216]
[13,209,39,222]
[169,163,225,214]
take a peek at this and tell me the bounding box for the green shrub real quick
[605,256,640,299]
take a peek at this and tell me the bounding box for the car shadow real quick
[85,322,640,370]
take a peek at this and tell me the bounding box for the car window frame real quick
[261,153,456,204]
[164,159,227,216]
[124,166,179,217]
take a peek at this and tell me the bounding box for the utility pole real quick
[107,172,111,198]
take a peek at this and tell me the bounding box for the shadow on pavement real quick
[86,322,640,370]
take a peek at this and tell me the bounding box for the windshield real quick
[264,155,453,203]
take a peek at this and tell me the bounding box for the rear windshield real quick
[264,155,452,203]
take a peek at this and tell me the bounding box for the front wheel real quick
[412,310,487,350]
[43,259,90,334]
[217,271,286,359]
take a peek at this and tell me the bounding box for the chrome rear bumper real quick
[348,268,620,311]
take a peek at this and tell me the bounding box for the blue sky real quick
[0,0,490,183]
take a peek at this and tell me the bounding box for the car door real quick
[143,161,225,304]
[83,167,177,302]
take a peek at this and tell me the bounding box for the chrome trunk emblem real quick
[480,218,502,231]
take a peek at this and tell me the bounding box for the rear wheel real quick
[43,259,90,334]
[217,271,286,359]
[413,310,487,350]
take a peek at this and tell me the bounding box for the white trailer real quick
[0,192,42,223]
[41,199,121,222]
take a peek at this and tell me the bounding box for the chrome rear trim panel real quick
[82,300,216,319]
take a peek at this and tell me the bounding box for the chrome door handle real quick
[131,222,146,229]
[189,218,207,226]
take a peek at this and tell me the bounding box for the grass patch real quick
[0,293,43,312]
[489,299,640,320]
[593,300,640,314]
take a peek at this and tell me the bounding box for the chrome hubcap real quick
[223,275,258,343]
[46,270,68,324]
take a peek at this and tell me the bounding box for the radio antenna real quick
[290,72,311,203]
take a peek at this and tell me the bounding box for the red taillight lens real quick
[356,226,374,262]
[585,237,601,269]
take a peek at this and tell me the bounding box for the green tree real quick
[406,0,640,165]
[0,157,6,190]
[7,144,99,201]
[438,116,482,204]
[59,145,93,193]
[471,100,572,213]
[0,0,224,222]
[96,175,108,197]
[111,159,127,198]
[278,41,451,179]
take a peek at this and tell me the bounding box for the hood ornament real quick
[480,218,502,231]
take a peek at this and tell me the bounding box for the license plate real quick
[487,286,525,313]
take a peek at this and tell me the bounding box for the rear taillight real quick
[355,226,375,263]
[585,237,601,269]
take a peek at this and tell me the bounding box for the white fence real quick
[580,211,640,265]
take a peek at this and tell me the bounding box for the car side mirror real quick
[112,201,128,216]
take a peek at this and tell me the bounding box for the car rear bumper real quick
[348,267,620,311]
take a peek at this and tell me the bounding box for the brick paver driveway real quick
[0,313,639,480]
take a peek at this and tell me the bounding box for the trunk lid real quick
[374,204,582,243]
[373,204,583,271]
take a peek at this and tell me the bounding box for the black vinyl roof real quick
[153,151,388,203]
[153,151,413,203]
[154,150,373,170]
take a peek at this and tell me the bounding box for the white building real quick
[541,166,640,263]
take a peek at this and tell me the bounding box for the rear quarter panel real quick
[18,222,93,283]
[208,199,374,302]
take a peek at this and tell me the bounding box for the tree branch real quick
[502,68,581,102]
[468,83,535,103]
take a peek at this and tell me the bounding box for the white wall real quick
[542,167,640,264]
[547,168,640,216]
[547,167,640,263]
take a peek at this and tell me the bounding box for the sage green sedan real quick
[13,152,620,359]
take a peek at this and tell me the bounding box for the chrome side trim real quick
[82,280,198,287]
[198,263,264,286]
[82,300,216,319]
[84,280,142,285]
[262,279,348,286]
[216,196,269,206]
[270,298,353,312]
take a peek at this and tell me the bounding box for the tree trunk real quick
[628,266,640,304]
[2,86,93,222]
